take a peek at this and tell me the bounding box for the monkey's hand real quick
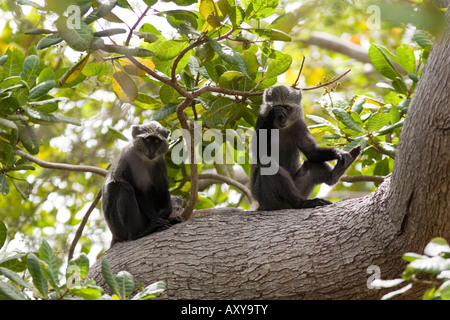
[338,146,361,165]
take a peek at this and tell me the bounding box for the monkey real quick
[102,121,182,245]
[250,85,361,210]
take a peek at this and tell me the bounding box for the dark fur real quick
[102,121,182,245]
[251,85,361,210]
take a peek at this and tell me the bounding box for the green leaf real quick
[27,253,48,298]
[0,55,8,67]
[39,239,59,288]
[0,253,28,272]
[0,280,28,300]
[392,77,407,95]
[379,142,396,158]
[332,108,364,133]
[229,5,245,27]
[29,80,56,99]
[402,252,427,262]
[94,28,127,37]
[151,103,178,121]
[159,84,181,104]
[0,221,6,250]
[38,68,54,83]
[0,267,32,290]
[20,55,40,86]
[84,0,118,24]
[413,30,434,48]
[396,44,415,74]
[243,0,279,20]
[132,281,165,300]
[253,29,291,42]
[203,97,235,127]
[0,175,9,196]
[25,108,81,126]
[24,28,54,35]
[101,258,119,296]
[82,62,105,76]
[115,271,134,300]
[208,39,250,78]
[366,113,391,132]
[36,34,63,50]
[67,253,90,280]
[18,124,40,155]
[0,97,20,115]
[56,16,94,51]
[376,118,404,136]
[153,40,187,60]
[408,256,450,274]
[162,10,199,30]
[265,53,292,79]
[267,12,298,34]
[381,283,412,300]
[439,280,450,299]
[133,31,159,43]
[424,237,450,257]
[3,48,24,78]
[108,126,128,141]
[69,285,104,300]
[218,71,245,90]
[351,96,366,114]
[102,44,155,57]
[368,44,402,81]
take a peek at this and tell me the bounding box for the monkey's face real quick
[131,121,170,160]
[271,105,299,129]
[140,134,169,160]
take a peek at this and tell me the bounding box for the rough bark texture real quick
[86,12,450,299]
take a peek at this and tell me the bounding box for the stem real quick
[68,189,103,261]
[125,5,151,47]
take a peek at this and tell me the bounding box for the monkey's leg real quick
[251,164,308,210]
[294,161,333,208]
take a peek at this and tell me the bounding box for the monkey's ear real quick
[131,125,142,139]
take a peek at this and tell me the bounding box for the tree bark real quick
[86,13,450,299]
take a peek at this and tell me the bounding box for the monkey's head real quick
[131,121,170,160]
[260,85,303,129]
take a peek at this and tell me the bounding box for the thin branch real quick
[68,189,102,261]
[340,175,386,184]
[301,69,351,91]
[14,150,107,177]
[292,56,306,88]
[125,5,151,47]
[198,173,255,205]
[176,99,198,221]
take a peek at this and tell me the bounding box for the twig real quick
[68,189,102,261]
[198,173,255,205]
[302,69,351,91]
[292,56,306,88]
[125,5,151,47]
[339,175,386,184]
[14,150,107,177]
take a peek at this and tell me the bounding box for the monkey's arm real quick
[294,121,343,162]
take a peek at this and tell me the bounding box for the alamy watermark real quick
[170,121,279,175]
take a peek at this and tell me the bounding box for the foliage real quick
[0,221,164,300]
[372,238,450,300]
[0,0,445,284]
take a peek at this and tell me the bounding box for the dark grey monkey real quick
[102,121,182,245]
[251,85,361,210]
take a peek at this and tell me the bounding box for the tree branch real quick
[68,189,102,261]
[340,175,386,184]
[198,173,255,205]
[14,150,107,177]
[125,5,151,47]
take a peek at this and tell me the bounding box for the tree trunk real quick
[86,13,450,299]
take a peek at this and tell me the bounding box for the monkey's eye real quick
[145,137,152,143]
[154,138,160,144]
[285,106,292,111]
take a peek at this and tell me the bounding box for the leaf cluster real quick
[372,238,450,300]
[0,221,164,300]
